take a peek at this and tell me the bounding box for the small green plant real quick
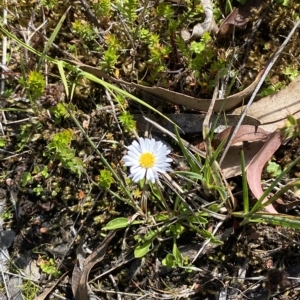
[266,161,282,177]
[17,121,42,151]
[98,169,115,189]
[259,76,285,97]
[118,111,136,132]
[1,207,13,222]
[116,0,138,23]
[139,28,171,73]
[93,0,111,21]
[21,280,40,300]
[19,71,45,104]
[33,184,44,196]
[41,0,59,9]
[45,129,84,177]
[100,34,121,72]
[72,20,96,42]
[283,66,299,81]
[282,114,300,139]
[38,257,61,278]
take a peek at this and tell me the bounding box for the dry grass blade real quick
[34,272,69,300]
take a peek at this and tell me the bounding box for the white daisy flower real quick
[123,138,173,183]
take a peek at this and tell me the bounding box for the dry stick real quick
[79,0,105,34]
[1,0,7,124]
[219,19,300,166]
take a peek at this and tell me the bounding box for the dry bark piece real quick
[72,231,116,300]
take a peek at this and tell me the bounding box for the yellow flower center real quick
[139,152,155,168]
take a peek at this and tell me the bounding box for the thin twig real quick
[219,19,300,165]
[79,0,105,34]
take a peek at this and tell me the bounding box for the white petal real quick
[139,138,147,152]
[153,141,163,153]
[123,156,139,167]
[131,140,142,153]
[149,138,156,152]
[128,144,142,157]
[132,167,146,182]
[146,169,157,183]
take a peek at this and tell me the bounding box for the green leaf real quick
[190,41,205,54]
[174,171,204,181]
[37,7,71,71]
[172,243,183,267]
[103,217,130,230]
[57,61,69,98]
[134,240,152,258]
[21,172,33,187]
[0,138,6,147]
[103,217,142,230]
[207,203,221,212]
[162,253,176,267]
[249,213,300,229]
[187,215,208,224]
[170,224,184,239]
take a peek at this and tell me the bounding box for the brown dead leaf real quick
[232,75,300,132]
[220,140,265,179]
[66,60,265,112]
[212,125,270,149]
[217,0,263,36]
[72,231,116,300]
[209,125,270,178]
[246,130,285,214]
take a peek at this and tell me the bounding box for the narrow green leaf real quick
[37,7,71,71]
[103,217,130,230]
[175,171,204,181]
[172,243,183,267]
[57,61,69,98]
[241,149,249,213]
[250,213,300,229]
[174,127,198,172]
